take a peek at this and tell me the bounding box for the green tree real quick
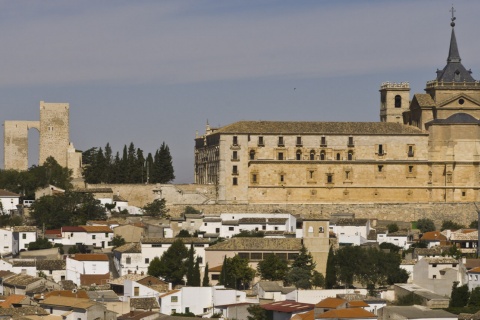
[257,254,289,281]
[193,257,201,287]
[470,220,478,229]
[177,230,192,237]
[142,198,169,217]
[219,255,255,289]
[28,238,53,250]
[232,230,265,238]
[441,220,465,231]
[186,243,195,286]
[312,271,325,288]
[387,223,399,233]
[111,235,126,249]
[157,239,188,286]
[247,305,267,320]
[469,287,480,307]
[147,257,163,278]
[395,293,424,306]
[203,262,210,287]
[325,246,336,289]
[442,245,463,260]
[185,206,201,215]
[30,191,106,229]
[416,218,436,233]
[450,281,470,308]
[286,245,316,289]
[379,242,402,253]
[157,142,175,183]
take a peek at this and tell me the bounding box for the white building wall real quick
[124,279,160,298]
[160,292,182,315]
[181,287,213,315]
[0,228,13,255]
[468,272,480,291]
[0,197,19,214]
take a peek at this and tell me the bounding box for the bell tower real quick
[379,82,411,123]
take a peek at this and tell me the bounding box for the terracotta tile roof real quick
[291,310,314,320]
[0,270,15,279]
[0,294,28,308]
[239,218,266,224]
[423,257,458,264]
[315,297,346,308]
[36,259,66,271]
[114,243,141,254]
[465,259,480,270]
[58,280,76,290]
[347,300,370,308]
[80,225,113,233]
[203,216,222,222]
[415,246,445,256]
[206,238,302,251]
[80,273,110,286]
[44,290,89,299]
[130,297,159,310]
[72,253,109,261]
[137,276,168,287]
[45,229,62,238]
[468,267,480,273]
[0,306,48,317]
[317,308,376,319]
[61,226,85,232]
[421,231,447,241]
[214,121,426,135]
[451,230,478,241]
[113,195,128,202]
[12,260,36,267]
[118,310,157,320]
[261,300,314,313]
[41,296,96,309]
[159,290,180,298]
[0,189,20,197]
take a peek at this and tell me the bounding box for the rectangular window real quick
[408,145,414,157]
[258,136,264,146]
[278,152,284,160]
[212,274,220,280]
[185,307,190,313]
[232,151,238,160]
[296,136,302,146]
[232,177,238,185]
[280,174,285,182]
[92,235,96,239]
[232,165,238,175]
[278,136,284,146]
[321,136,327,146]
[378,144,384,155]
[126,257,132,264]
[252,174,257,183]
[250,252,262,260]
[229,227,234,231]
[22,234,26,239]
[409,166,414,173]
[145,258,150,264]
[275,253,287,260]
[171,296,178,302]
[348,136,354,147]
[378,165,383,173]
[233,136,238,145]
[327,174,333,183]
[134,287,139,296]
[238,252,249,259]
[197,257,203,264]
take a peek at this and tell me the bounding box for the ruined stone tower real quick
[3,101,82,177]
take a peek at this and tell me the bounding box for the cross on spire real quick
[450,5,456,27]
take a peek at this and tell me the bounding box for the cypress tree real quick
[202,262,210,286]
[219,256,227,285]
[145,153,154,184]
[193,257,201,286]
[158,142,175,183]
[186,243,195,286]
[325,246,336,289]
[104,143,113,183]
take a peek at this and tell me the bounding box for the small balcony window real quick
[233,136,238,146]
[348,136,354,147]
[296,136,302,146]
[321,136,327,147]
[278,136,284,146]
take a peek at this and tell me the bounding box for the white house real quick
[113,243,143,277]
[12,226,37,255]
[330,219,370,246]
[380,231,411,249]
[66,254,110,286]
[0,228,13,256]
[467,266,480,291]
[412,257,465,297]
[46,226,114,249]
[11,259,37,276]
[40,296,116,320]
[37,259,66,283]
[0,189,20,215]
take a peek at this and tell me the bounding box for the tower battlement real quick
[380,82,410,90]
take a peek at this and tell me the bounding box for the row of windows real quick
[233,165,418,185]
[233,145,415,161]
[237,252,299,261]
[233,135,356,147]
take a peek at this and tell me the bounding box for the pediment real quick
[437,93,480,109]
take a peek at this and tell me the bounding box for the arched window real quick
[310,150,315,160]
[320,151,326,160]
[395,95,401,108]
[319,227,324,233]
[249,150,255,160]
[336,153,341,160]
[348,151,353,161]
[296,150,302,160]
[308,226,313,233]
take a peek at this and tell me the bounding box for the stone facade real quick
[194,19,480,205]
[3,101,82,177]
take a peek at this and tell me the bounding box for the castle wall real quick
[39,101,70,167]
[3,120,40,171]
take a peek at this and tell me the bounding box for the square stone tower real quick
[39,101,70,167]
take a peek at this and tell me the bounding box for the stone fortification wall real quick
[167,202,479,227]
[4,121,40,171]
[84,184,157,207]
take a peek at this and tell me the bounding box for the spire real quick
[435,6,475,83]
[447,6,460,63]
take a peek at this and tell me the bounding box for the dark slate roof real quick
[426,113,480,125]
[36,259,66,271]
[213,121,426,135]
[0,306,49,317]
[12,260,36,267]
[436,26,476,82]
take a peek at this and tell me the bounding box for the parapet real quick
[380,82,410,90]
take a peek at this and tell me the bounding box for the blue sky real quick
[1,0,479,183]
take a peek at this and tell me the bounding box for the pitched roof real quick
[256,281,295,294]
[468,267,480,274]
[334,219,368,226]
[291,310,314,320]
[13,226,37,232]
[3,274,42,287]
[421,231,447,241]
[12,260,36,267]
[0,294,28,308]
[159,290,181,298]
[261,300,314,313]
[413,94,435,107]
[71,254,109,261]
[423,257,458,264]
[36,260,66,271]
[214,121,426,135]
[315,297,346,308]
[44,290,89,299]
[0,306,49,317]
[41,296,96,309]
[142,238,212,244]
[130,297,159,310]
[80,273,110,286]
[61,226,85,232]
[108,274,148,285]
[317,308,376,319]
[0,189,20,197]
[347,300,370,308]
[118,310,157,320]
[114,243,142,253]
[206,238,302,251]
[80,225,113,233]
